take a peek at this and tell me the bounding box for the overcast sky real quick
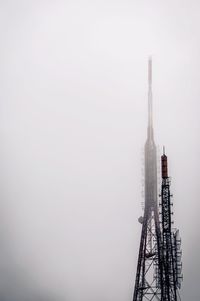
[0,0,200,300]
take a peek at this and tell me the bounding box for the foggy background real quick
[0,0,200,300]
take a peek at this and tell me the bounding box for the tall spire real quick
[147,56,154,140]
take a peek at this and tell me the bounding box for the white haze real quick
[0,0,200,300]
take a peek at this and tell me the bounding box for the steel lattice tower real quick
[160,151,182,301]
[132,58,182,301]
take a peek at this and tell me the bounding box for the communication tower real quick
[132,59,182,301]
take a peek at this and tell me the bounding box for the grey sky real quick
[0,0,200,300]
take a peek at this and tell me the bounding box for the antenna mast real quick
[132,59,182,301]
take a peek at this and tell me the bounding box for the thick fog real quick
[0,0,200,300]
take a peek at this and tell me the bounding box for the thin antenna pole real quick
[148,56,153,138]
[148,56,152,88]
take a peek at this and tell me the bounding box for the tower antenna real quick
[132,59,182,301]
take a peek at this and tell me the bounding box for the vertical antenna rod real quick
[148,56,152,88]
[148,57,153,138]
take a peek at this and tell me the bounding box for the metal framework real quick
[132,58,182,301]
[160,152,182,301]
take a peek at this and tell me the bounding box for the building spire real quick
[147,56,154,140]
